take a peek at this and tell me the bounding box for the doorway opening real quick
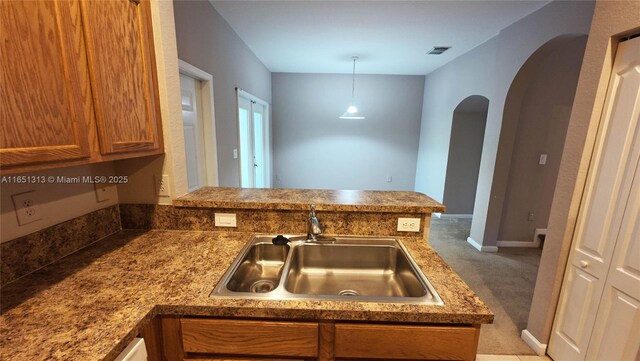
[179,60,219,190]
[442,95,488,217]
[237,89,272,188]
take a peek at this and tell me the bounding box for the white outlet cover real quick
[539,154,548,165]
[397,217,421,232]
[155,175,170,197]
[215,213,237,227]
[94,183,110,202]
[12,191,43,226]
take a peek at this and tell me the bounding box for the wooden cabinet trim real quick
[334,323,480,361]
[181,318,319,358]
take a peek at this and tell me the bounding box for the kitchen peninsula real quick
[0,188,492,361]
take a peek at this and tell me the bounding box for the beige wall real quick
[0,163,119,242]
[498,37,587,242]
[443,110,487,215]
[526,0,640,343]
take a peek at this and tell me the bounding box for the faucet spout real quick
[307,204,323,241]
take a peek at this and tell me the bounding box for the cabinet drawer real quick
[181,318,318,357]
[334,323,479,360]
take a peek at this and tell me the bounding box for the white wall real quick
[272,73,424,191]
[173,0,272,187]
[414,0,595,247]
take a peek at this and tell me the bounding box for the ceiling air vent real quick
[427,46,451,55]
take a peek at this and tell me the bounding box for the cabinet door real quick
[80,0,162,155]
[0,0,92,166]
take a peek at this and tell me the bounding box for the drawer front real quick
[334,323,479,360]
[181,318,318,357]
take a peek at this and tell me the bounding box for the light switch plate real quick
[215,213,237,227]
[539,154,548,165]
[397,217,421,232]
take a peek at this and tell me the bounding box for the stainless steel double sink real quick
[211,235,444,305]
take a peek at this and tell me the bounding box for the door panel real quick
[180,73,205,191]
[549,36,640,360]
[586,156,640,360]
[0,0,92,166]
[80,0,160,154]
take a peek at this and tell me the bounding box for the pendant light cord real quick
[351,57,356,102]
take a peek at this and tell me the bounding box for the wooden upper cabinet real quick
[0,0,93,166]
[80,0,162,155]
[0,0,162,173]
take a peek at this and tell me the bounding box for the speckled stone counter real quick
[174,187,446,213]
[0,230,491,361]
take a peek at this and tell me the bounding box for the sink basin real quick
[211,235,443,305]
[226,244,289,293]
[284,244,427,298]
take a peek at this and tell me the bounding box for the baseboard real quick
[433,212,442,218]
[466,237,499,253]
[439,214,473,219]
[497,228,547,248]
[497,240,541,247]
[521,329,547,356]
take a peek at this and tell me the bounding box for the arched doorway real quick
[495,34,589,246]
[443,96,489,216]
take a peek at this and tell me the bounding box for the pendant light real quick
[339,56,365,119]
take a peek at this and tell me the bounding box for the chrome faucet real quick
[307,204,323,241]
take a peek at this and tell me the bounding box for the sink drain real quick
[249,280,276,293]
[338,289,361,296]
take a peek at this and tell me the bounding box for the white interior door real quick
[585,157,640,360]
[237,90,271,188]
[180,73,206,192]
[548,36,640,360]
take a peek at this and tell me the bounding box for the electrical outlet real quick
[215,213,237,227]
[12,191,43,226]
[233,149,238,159]
[528,211,535,221]
[94,183,110,202]
[397,217,421,232]
[155,174,170,197]
[386,176,393,183]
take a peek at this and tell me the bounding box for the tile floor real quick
[476,355,552,361]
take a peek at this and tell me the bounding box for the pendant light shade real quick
[339,56,365,119]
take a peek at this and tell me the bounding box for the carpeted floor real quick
[428,216,542,355]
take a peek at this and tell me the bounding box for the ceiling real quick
[210,0,549,75]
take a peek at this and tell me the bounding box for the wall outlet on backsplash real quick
[12,191,43,226]
[214,213,237,227]
[155,174,170,197]
[397,217,420,232]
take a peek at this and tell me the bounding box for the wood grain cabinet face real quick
[80,0,162,155]
[180,318,319,358]
[334,323,480,361]
[0,0,92,166]
[0,0,162,172]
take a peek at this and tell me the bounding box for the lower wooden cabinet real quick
[142,317,481,361]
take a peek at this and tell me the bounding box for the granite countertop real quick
[174,187,447,213]
[0,230,492,361]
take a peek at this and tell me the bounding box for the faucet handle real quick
[310,204,317,214]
